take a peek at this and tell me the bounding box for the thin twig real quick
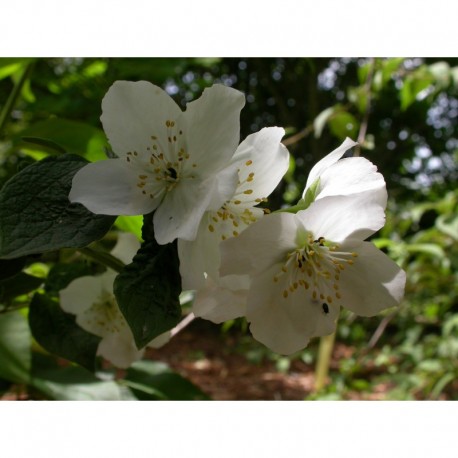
[170,312,195,337]
[0,62,34,137]
[355,58,377,156]
[282,124,314,146]
[368,309,398,349]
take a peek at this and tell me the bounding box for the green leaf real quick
[14,119,109,162]
[381,58,404,86]
[29,293,100,371]
[114,239,182,349]
[0,257,27,281]
[400,70,434,111]
[0,154,116,259]
[31,363,126,400]
[313,106,336,138]
[0,58,35,81]
[115,215,143,240]
[0,311,31,384]
[0,272,43,306]
[328,111,359,140]
[125,360,209,400]
[44,262,92,296]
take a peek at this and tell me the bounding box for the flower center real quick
[82,291,128,335]
[273,232,358,309]
[207,202,258,240]
[124,119,198,200]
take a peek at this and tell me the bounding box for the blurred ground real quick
[146,321,391,400]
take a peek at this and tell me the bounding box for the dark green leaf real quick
[0,257,27,281]
[21,136,68,155]
[125,360,209,400]
[0,154,116,259]
[29,293,100,371]
[0,311,31,384]
[114,238,182,349]
[0,272,43,305]
[44,262,92,296]
[31,357,126,400]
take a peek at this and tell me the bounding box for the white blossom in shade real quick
[59,233,170,368]
[69,81,246,245]
[219,193,406,355]
[177,127,289,321]
[302,137,388,208]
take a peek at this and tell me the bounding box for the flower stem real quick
[78,247,126,273]
[0,62,34,137]
[314,331,337,392]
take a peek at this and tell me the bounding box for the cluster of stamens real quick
[82,291,127,335]
[206,158,270,240]
[273,233,358,311]
[125,119,198,200]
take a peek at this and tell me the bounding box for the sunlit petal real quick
[69,159,160,215]
[337,241,406,316]
[101,80,181,158]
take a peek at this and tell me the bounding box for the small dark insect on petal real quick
[168,167,178,179]
[322,303,329,314]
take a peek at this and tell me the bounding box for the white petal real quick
[101,81,182,158]
[316,156,387,208]
[206,164,239,211]
[97,332,144,369]
[178,214,221,290]
[192,276,248,323]
[296,193,386,243]
[336,241,406,316]
[182,84,245,174]
[246,264,339,354]
[59,275,106,315]
[220,212,299,277]
[231,127,289,200]
[111,232,141,266]
[153,176,216,244]
[303,137,358,194]
[69,159,160,216]
[147,331,171,349]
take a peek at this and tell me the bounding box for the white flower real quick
[219,193,406,355]
[59,233,170,368]
[177,127,289,321]
[302,137,387,208]
[69,81,246,245]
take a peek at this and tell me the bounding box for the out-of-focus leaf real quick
[115,216,143,240]
[0,272,43,305]
[125,360,209,400]
[436,213,458,241]
[400,70,434,110]
[0,58,35,80]
[44,262,92,296]
[347,86,368,114]
[29,293,100,371]
[313,106,337,138]
[32,365,126,400]
[0,311,31,384]
[405,243,445,259]
[428,61,450,88]
[328,111,359,140]
[0,257,27,281]
[15,119,109,162]
[381,58,403,85]
[0,154,115,259]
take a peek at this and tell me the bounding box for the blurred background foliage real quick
[0,57,457,400]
